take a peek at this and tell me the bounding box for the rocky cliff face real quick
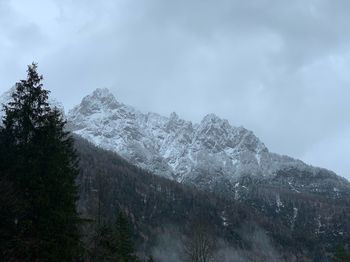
[67,88,350,198]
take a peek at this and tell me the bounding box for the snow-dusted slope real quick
[67,88,328,187]
[0,87,64,121]
[1,87,348,196]
[0,87,14,120]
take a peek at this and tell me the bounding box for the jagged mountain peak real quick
[198,113,230,134]
[66,88,350,198]
[76,88,121,114]
[201,113,225,123]
[67,88,293,180]
[89,87,119,104]
[169,111,179,121]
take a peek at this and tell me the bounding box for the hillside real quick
[75,136,350,261]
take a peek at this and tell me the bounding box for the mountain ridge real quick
[66,88,350,198]
[1,87,348,197]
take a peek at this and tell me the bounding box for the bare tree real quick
[185,221,215,262]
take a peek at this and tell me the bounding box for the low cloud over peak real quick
[1,0,349,179]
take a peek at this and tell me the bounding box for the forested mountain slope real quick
[74,136,350,261]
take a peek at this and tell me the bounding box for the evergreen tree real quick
[91,223,118,261]
[115,211,138,262]
[333,244,350,262]
[0,63,81,261]
[88,211,138,261]
[0,177,19,259]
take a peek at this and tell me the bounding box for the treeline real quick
[74,131,306,261]
[75,132,350,261]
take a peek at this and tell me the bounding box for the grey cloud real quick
[0,0,349,179]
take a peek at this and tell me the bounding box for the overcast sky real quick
[1,0,349,180]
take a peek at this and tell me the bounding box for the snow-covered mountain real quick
[67,88,349,196]
[2,87,348,196]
